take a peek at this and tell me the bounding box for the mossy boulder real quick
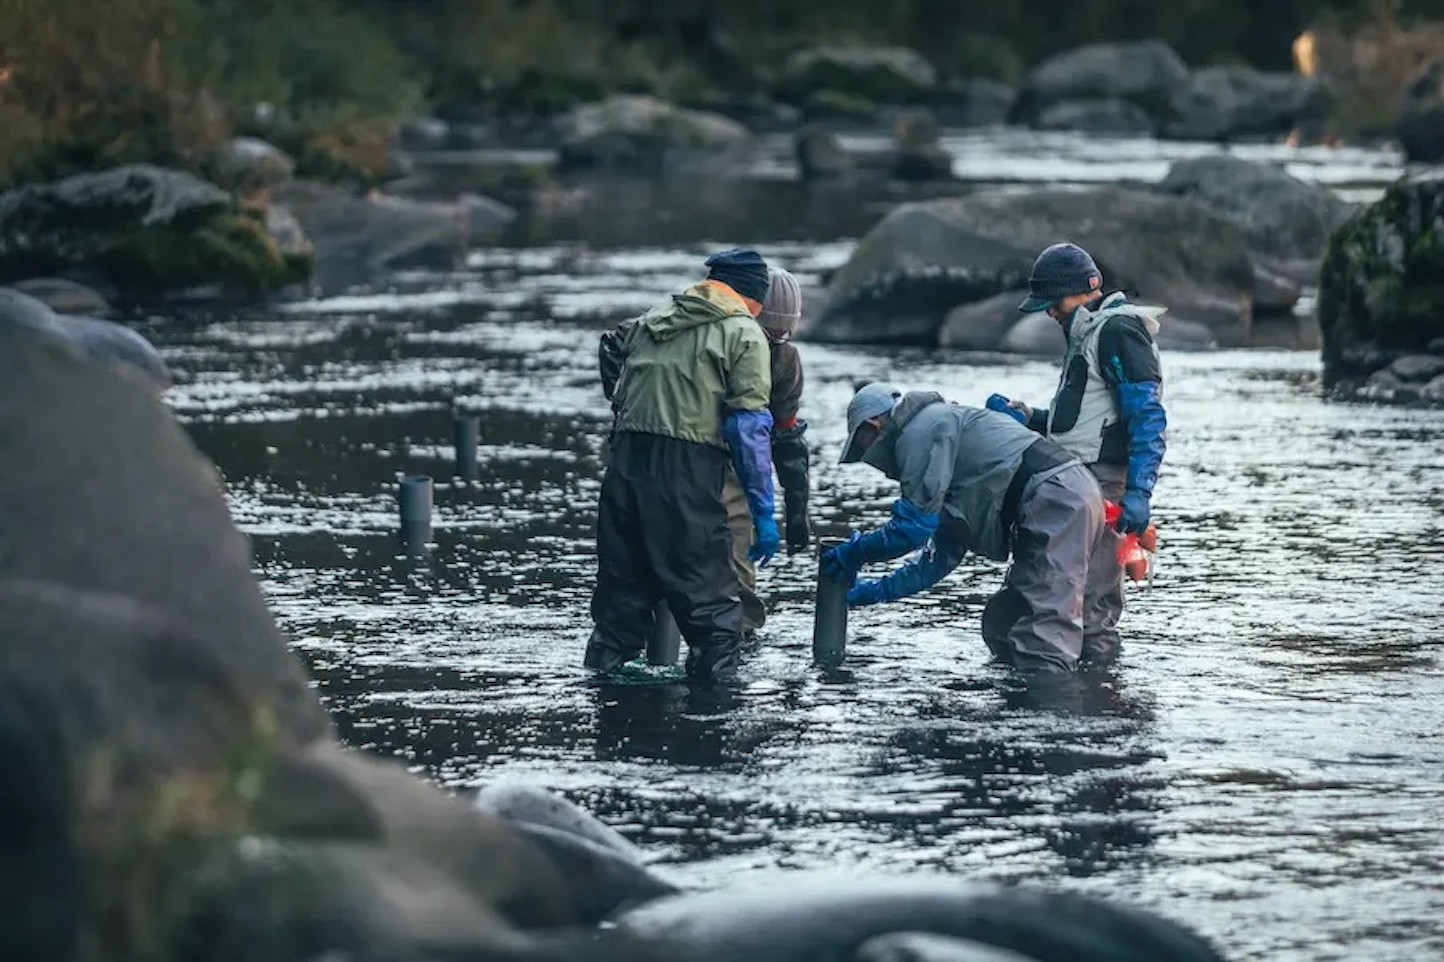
[1317,172,1444,399]
[0,165,312,304]
[555,95,755,175]
[776,46,939,106]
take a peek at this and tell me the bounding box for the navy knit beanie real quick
[704,247,771,304]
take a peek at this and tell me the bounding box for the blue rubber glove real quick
[1115,380,1166,535]
[723,408,777,525]
[986,393,1027,424]
[847,578,888,607]
[1116,487,1151,535]
[750,515,781,566]
[820,499,940,581]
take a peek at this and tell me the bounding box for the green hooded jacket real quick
[612,282,772,447]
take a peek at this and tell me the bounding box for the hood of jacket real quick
[1063,291,1166,341]
[636,282,752,343]
[862,390,946,479]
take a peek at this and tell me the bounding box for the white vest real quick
[1045,293,1165,465]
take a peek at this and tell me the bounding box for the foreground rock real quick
[1396,60,1444,164]
[0,165,312,304]
[1317,172,1444,405]
[1154,155,1354,288]
[804,186,1256,347]
[555,95,755,175]
[273,180,513,295]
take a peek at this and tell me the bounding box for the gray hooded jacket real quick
[863,391,1079,561]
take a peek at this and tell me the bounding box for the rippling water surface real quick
[146,131,1443,962]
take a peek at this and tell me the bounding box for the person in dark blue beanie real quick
[585,247,778,682]
[704,247,772,306]
[986,241,1169,667]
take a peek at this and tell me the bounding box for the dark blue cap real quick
[704,247,771,304]
[1017,242,1102,313]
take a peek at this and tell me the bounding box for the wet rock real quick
[462,191,520,246]
[777,46,938,105]
[1251,262,1304,316]
[0,287,170,388]
[999,312,1063,355]
[938,291,1027,350]
[1013,40,1190,127]
[1318,171,1444,398]
[273,181,484,294]
[1388,353,1444,382]
[1424,372,1444,401]
[888,109,954,182]
[1396,60,1444,163]
[207,137,296,198]
[555,95,754,175]
[807,186,1256,346]
[1034,98,1156,135]
[856,933,1039,962]
[264,204,313,261]
[9,277,111,316]
[1155,155,1354,265]
[1165,66,1329,142]
[0,165,310,303]
[795,125,856,182]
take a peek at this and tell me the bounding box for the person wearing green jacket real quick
[585,248,778,682]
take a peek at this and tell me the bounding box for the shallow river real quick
[148,130,1443,961]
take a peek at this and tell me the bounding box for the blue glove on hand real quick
[1116,488,1151,535]
[986,393,1027,424]
[846,578,888,607]
[820,531,864,581]
[750,515,781,566]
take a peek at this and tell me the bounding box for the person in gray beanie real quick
[721,267,812,634]
[985,241,1168,664]
[823,382,1116,674]
[586,247,777,682]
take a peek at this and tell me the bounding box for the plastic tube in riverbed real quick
[813,538,848,666]
[397,474,433,550]
[647,601,681,666]
[453,414,479,481]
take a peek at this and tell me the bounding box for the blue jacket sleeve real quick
[1116,381,1166,496]
[872,526,967,601]
[723,409,777,522]
[851,497,939,566]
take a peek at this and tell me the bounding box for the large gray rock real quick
[1013,40,1190,127]
[1396,60,1444,164]
[273,181,508,294]
[1165,66,1329,142]
[0,323,675,961]
[954,80,1017,127]
[805,186,1257,346]
[9,277,111,316]
[208,137,296,197]
[1154,155,1355,267]
[938,290,1027,350]
[778,46,939,104]
[555,95,755,175]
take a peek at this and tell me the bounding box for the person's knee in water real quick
[984,242,1169,663]
[824,382,1104,674]
[585,247,778,682]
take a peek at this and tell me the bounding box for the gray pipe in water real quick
[813,538,848,666]
[398,474,433,550]
[647,601,681,666]
[453,414,479,481]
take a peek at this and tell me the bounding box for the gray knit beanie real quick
[759,268,802,340]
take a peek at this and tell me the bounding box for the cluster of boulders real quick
[0,308,1241,961]
[0,138,518,307]
[797,154,1354,356]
